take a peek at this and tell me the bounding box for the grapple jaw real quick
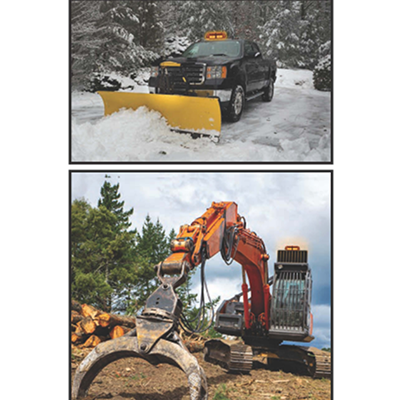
[71,334,207,400]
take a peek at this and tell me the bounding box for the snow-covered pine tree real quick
[257,1,303,68]
[257,0,331,69]
[71,0,159,91]
[135,1,164,48]
[225,1,263,41]
[297,1,332,68]
[170,1,231,42]
[313,39,331,91]
[71,1,107,89]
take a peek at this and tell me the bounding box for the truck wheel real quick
[262,80,274,102]
[227,85,245,122]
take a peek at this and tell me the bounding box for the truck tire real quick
[262,79,274,102]
[227,85,245,122]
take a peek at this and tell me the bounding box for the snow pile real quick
[71,109,329,162]
[72,108,173,162]
[276,68,314,90]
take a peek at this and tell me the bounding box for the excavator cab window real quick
[269,255,313,342]
[274,277,306,328]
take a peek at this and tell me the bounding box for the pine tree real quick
[171,1,231,42]
[135,1,164,48]
[71,0,159,90]
[71,187,137,312]
[129,215,171,310]
[97,178,134,232]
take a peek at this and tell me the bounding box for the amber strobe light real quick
[204,31,228,40]
[285,245,300,251]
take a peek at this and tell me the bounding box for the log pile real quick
[71,300,206,353]
[71,300,136,348]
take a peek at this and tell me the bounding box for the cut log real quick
[97,312,136,328]
[71,332,86,344]
[82,335,102,348]
[71,310,84,324]
[74,321,86,336]
[110,325,131,339]
[71,299,82,313]
[81,304,102,319]
[80,316,97,335]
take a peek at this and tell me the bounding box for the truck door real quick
[244,41,258,93]
[252,43,268,90]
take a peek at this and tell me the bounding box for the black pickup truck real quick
[148,31,277,122]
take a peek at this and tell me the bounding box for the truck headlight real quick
[150,66,159,78]
[206,66,227,80]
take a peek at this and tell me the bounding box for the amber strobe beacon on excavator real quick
[72,202,331,400]
[98,31,277,140]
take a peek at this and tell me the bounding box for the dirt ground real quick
[71,346,331,400]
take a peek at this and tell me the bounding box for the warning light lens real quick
[204,31,228,41]
[285,245,300,251]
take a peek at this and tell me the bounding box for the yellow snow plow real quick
[98,91,221,139]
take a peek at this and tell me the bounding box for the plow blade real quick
[72,335,208,400]
[98,91,221,137]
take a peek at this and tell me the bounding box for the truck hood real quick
[162,56,239,66]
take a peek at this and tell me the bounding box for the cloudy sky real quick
[71,171,331,349]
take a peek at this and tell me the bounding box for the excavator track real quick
[204,339,253,373]
[228,343,253,372]
[264,345,331,378]
[206,341,331,379]
[303,346,331,378]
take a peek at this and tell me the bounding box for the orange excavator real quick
[72,202,331,400]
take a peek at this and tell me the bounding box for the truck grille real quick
[164,64,205,86]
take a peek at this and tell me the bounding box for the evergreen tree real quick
[135,1,164,48]
[257,0,331,69]
[172,1,231,42]
[97,178,134,232]
[129,215,172,311]
[71,189,137,312]
[71,0,159,90]
[71,1,105,89]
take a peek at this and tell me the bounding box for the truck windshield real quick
[182,40,241,58]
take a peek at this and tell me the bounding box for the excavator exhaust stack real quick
[98,91,221,140]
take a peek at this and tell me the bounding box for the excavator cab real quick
[268,246,313,342]
[214,247,313,342]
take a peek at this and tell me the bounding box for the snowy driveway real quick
[71,69,331,162]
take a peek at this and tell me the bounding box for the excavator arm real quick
[157,201,271,332]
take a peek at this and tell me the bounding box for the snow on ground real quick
[71,69,331,162]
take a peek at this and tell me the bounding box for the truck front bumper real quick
[148,87,232,104]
